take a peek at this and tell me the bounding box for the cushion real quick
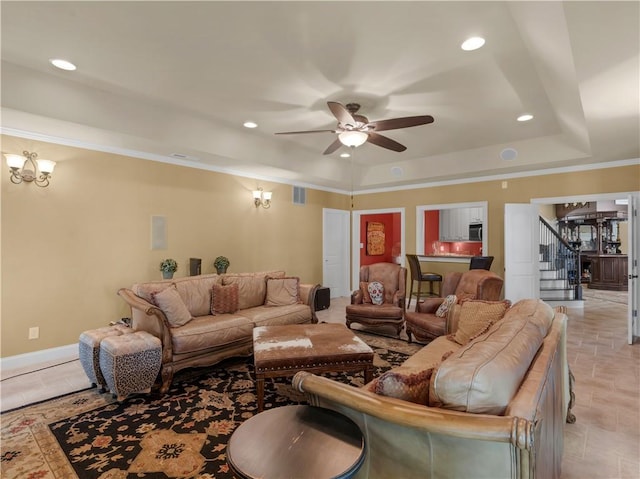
[429,299,554,415]
[368,281,384,305]
[360,282,373,303]
[151,284,193,327]
[174,275,221,316]
[265,277,300,306]
[373,366,433,404]
[222,274,268,310]
[435,294,457,318]
[452,299,511,345]
[211,283,239,314]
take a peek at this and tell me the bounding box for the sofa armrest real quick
[293,371,529,444]
[299,283,320,323]
[416,297,444,313]
[351,289,363,304]
[117,288,174,361]
[392,290,406,309]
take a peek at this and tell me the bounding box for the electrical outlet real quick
[28,327,39,340]
[501,181,508,189]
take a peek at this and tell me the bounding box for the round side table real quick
[227,405,365,479]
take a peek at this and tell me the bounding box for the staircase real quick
[539,216,584,307]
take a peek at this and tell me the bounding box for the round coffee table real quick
[227,405,365,479]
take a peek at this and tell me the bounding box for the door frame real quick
[322,208,351,298]
[351,207,405,291]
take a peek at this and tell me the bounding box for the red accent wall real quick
[424,210,440,254]
[423,210,482,256]
[360,213,401,266]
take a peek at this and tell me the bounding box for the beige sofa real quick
[294,299,572,479]
[118,271,319,393]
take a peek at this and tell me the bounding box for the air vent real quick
[293,186,306,205]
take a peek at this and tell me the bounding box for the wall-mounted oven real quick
[469,223,482,241]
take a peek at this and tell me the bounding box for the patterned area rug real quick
[1,333,420,479]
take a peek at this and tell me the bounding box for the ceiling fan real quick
[275,101,434,155]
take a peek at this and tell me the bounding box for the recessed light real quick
[390,166,404,177]
[49,58,76,71]
[461,37,485,51]
[340,152,350,158]
[500,148,518,161]
[243,121,258,128]
[517,114,534,122]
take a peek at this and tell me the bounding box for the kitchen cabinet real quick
[440,208,474,241]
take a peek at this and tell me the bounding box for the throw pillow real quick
[359,282,373,303]
[435,294,457,318]
[211,283,239,315]
[452,299,511,345]
[265,277,300,306]
[151,284,193,327]
[368,281,384,305]
[373,367,433,404]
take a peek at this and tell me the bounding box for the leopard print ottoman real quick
[79,324,133,392]
[99,331,162,401]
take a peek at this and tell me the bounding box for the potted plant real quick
[160,258,178,279]
[214,256,230,274]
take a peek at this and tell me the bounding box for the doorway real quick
[351,208,405,291]
[322,208,350,298]
[532,192,639,344]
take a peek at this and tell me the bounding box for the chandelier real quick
[5,151,56,187]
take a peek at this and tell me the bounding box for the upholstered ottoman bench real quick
[79,324,133,392]
[99,330,162,401]
[253,323,374,411]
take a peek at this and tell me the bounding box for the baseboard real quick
[545,300,584,310]
[0,343,78,378]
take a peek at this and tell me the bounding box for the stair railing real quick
[539,216,581,299]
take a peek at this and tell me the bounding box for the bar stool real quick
[469,256,494,270]
[406,254,442,308]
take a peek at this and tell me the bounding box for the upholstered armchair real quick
[405,269,504,343]
[346,262,407,337]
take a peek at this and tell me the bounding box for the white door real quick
[628,194,639,344]
[323,208,350,298]
[504,203,540,303]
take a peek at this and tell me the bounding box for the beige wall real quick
[352,168,640,280]
[2,134,638,357]
[1,136,347,356]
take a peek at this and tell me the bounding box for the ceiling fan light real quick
[338,130,368,148]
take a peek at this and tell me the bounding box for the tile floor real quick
[1,288,638,478]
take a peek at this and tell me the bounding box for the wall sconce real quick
[252,187,272,209]
[4,150,56,187]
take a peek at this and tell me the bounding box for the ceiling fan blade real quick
[327,101,357,128]
[323,138,343,155]
[368,115,434,132]
[367,132,407,152]
[275,129,335,135]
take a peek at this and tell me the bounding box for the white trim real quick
[2,126,637,196]
[0,343,78,378]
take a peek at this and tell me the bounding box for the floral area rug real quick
[1,333,419,479]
